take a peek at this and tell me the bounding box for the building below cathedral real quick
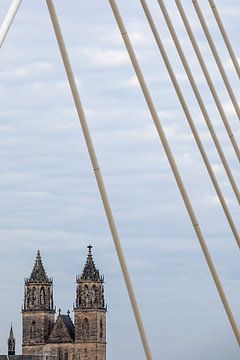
[1,246,107,360]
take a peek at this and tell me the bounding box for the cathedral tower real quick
[74,246,106,360]
[8,324,16,355]
[22,250,55,356]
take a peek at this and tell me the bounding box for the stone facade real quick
[22,247,106,360]
[1,246,107,360]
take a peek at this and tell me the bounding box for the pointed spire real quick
[9,324,14,339]
[26,250,51,284]
[8,324,15,355]
[80,245,102,281]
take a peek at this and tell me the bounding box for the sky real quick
[0,0,239,359]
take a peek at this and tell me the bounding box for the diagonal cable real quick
[208,0,240,79]
[108,0,240,346]
[156,0,239,246]
[45,1,153,359]
[192,0,240,120]
[175,0,240,161]
[140,0,240,219]
[0,0,22,48]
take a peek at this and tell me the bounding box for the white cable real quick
[45,1,153,359]
[109,0,240,346]
[0,0,22,48]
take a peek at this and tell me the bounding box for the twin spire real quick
[27,245,101,283]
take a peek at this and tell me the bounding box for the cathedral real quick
[0,246,107,360]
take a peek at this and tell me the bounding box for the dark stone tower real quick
[74,246,106,360]
[22,250,55,356]
[8,324,16,355]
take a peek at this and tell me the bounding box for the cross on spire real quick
[87,245,93,255]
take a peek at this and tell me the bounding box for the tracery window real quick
[91,285,96,305]
[32,287,37,306]
[48,287,51,308]
[30,321,36,340]
[26,290,30,308]
[78,285,81,306]
[84,285,88,306]
[82,318,90,340]
[100,319,103,338]
[40,287,45,305]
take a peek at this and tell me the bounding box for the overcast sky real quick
[0,0,239,359]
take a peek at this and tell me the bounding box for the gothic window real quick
[48,321,51,336]
[91,285,96,305]
[82,318,90,340]
[40,287,45,305]
[31,288,37,306]
[84,285,88,306]
[64,351,68,360]
[101,286,105,307]
[78,285,81,306]
[48,287,51,308]
[26,292,30,308]
[30,321,36,340]
[100,319,103,338]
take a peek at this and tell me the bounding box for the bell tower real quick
[22,250,55,356]
[74,245,106,360]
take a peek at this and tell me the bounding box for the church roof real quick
[26,250,52,284]
[79,245,103,282]
[48,312,75,343]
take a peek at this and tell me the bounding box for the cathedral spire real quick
[8,324,15,355]
[26,250,52,284]
[80,245,103,282]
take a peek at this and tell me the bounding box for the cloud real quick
[0,0,239,359]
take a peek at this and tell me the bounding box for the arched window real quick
[84,286,88,306]
[77,285,81,306]
[32,287,37,306]
[91,285,96,305]
[82,318,90,340]
[26,291,30,308]
[40,287,45,305]
[48,320,52,336]
[48,287,51,308]
[100,319,103,338]
[64,351,68,360]
[30,321,36,340]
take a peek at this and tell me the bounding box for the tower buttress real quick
[74,245,107,360]
[8,324,16,355]
[22,250,55,355]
